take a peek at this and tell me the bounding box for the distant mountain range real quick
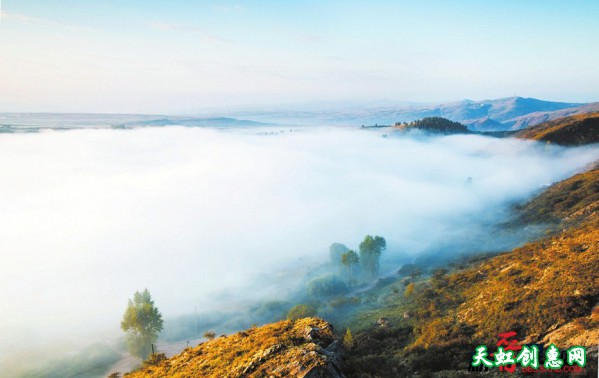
[129,116,268,128]
[1,97,598,132]
[0,113,269,132]
[391,111,599,144]
[362,96,586,129]
[387,96,599,131]
[234,96,599,132]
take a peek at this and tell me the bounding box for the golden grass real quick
[516,112,599,145]
[411,219,599,348]
[125,317,339,378]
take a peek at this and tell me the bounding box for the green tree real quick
[359,235,386,279]
[121,289,164,359]
[341,250,359,281]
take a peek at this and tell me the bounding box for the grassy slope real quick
[515,112,599,145]
[343,167,599,377]
[343,222,598,376]
[453,220,598,344]
[124,318,342,378]
[514,168,599,225]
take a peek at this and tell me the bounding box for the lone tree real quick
[121,289,164,359]
[359,235,386,279]
[341,250,359,281]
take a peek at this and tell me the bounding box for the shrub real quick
[203,331,216,340]
[306,274,348,297]
[143,353,166,367]
[343,328,354,349]
[287,304,317,321]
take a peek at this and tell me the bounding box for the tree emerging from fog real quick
[341,250,359,282]
[359,235,386,279]
[121,289,164,359]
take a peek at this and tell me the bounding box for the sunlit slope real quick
[124,318,345,378]
[412,220,598,348]
[515,167,599,225]
[515,112,599,145]
[344,165,599,376]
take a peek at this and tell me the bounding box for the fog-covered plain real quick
[0,126,597,366]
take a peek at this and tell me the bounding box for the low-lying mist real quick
[0,125,597,367]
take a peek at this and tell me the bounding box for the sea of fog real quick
[0,125,597,367]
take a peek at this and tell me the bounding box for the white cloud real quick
[0,125,596,360]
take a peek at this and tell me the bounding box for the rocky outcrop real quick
[124,317,346,378]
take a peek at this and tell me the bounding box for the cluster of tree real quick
[329,235,386,282]
[394,117,470,134]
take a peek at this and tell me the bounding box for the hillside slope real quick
[508,102,599,130]
[514,167,599,225]
[124,318,345,378]
[453,220,598,346]
[343,165,599,376]
[341,220,597,375]
[515,112,599,145]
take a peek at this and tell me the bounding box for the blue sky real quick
[1,0,598,113]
